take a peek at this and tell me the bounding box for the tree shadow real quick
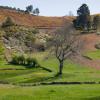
[84,96,100,100]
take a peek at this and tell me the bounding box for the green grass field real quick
[0,84,100,100]
[0,53,100,84]
[85,50,100,60]
[0,52,100,100]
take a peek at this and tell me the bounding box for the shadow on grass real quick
[7,62,53,72]
[85,96,100,100]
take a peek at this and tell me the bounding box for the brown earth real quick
[0,8,74,28]
[73,55,100,70]
[74,34,100,69]
[81,34,100,51]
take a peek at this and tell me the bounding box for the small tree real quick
[47,23,83,75]
[33,8,40,16]
[2,17,14,27]
[26,5,33,14]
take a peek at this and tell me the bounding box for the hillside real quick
[0,8,74,28]
[0,6,100,100]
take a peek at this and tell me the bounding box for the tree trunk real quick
[58,60,63,75]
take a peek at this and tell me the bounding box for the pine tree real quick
[75,4,91,31]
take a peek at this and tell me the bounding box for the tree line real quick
[0,5,40,16]
[73,4,100,33]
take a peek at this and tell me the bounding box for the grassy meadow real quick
[85,50,100,60]
[0,52,100,100]
[0,84,100,100]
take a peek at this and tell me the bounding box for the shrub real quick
[18,55,25,65]
[11,55,19,65]
[10,55,39,68]
[26,57,39,68]
[2,17,15,28]
[11,55,25,65]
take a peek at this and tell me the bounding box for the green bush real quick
[18,55,26,65]
[26,57,39,68]
[11,55,19,65]
[11,55,25,65]
[10,55,39,68]
[2,17,15,28]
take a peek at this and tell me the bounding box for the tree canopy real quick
[73,4,91,31]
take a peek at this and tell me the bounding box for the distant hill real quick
[0,8,74,28]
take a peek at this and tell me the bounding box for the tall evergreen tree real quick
[75,4,91,31]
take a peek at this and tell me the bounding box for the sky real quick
[0,0,100,16]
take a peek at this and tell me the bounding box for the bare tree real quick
[47,23,83,75]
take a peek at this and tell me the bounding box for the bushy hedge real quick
[10,55,40,68]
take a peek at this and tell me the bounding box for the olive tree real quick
[47,23,83,75]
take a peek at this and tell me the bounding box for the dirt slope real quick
[74,34,100,69]
[81,34,100,51]
[0,8,74,27]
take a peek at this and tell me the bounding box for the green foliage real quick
[33,8,40,16]
[10,55,39,68]
[0,44,4,55]
[0,52,100,85]
[11,55,19,65]
[73,4,92,32]
[2,17,15,28]
[11,55,25,65]
[26,57,39,68]
[25,5,33,14]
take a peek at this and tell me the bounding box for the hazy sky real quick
[0,0,100,16]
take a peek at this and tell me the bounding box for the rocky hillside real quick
[0,8,74,59]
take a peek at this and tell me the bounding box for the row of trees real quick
[0,5,40,16]
[25,5,40,15]
[73,4,100,33]
[0,6,25,12]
